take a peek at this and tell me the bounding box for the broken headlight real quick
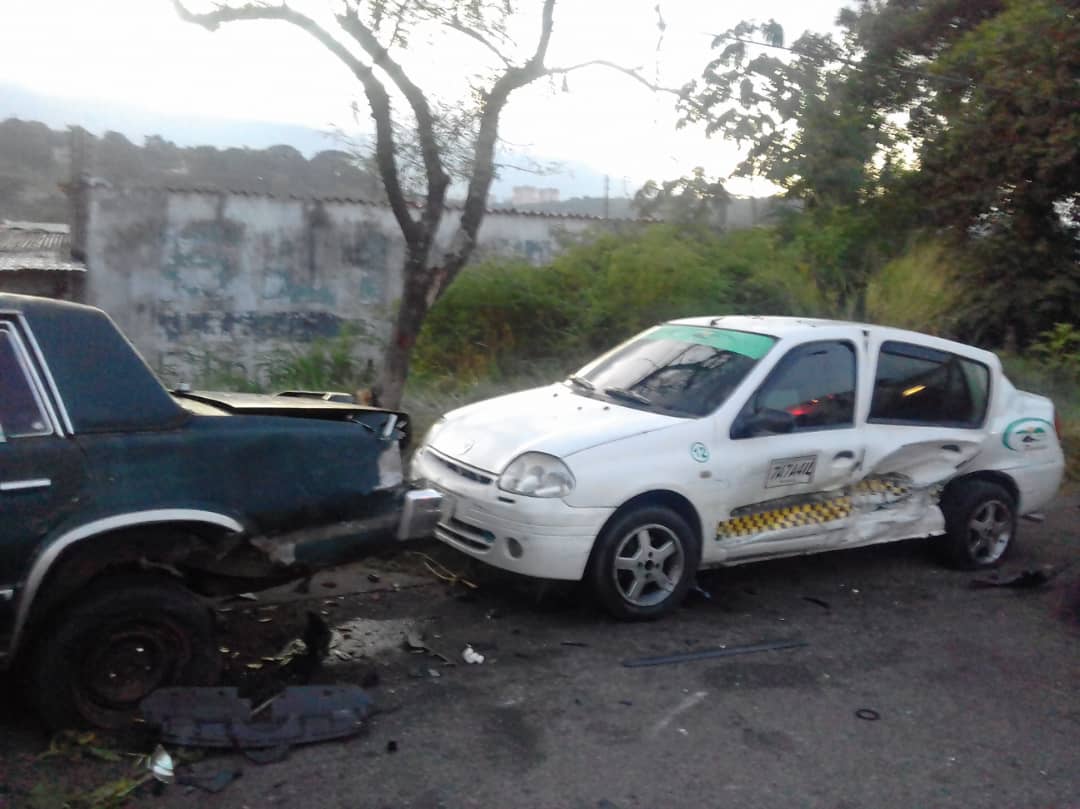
[499,452,575,498]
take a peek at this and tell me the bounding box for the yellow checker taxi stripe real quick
[717,496,854,539]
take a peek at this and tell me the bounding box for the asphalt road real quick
[2,488,1077,809]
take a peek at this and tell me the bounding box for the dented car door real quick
[716,336,867,560]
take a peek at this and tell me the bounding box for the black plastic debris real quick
[622,638,808,668]
[141,686,373,749]
[803,596,831,610]
[244,744,292,765]
[970,569,1051,590]
[367,572,381,583]
[855,708,881,721]
[560,641,589,648]
[178,764,242,793]
[386,740,399,753]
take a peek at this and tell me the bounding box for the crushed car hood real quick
[428,384,683,473]
[176,391,398,419]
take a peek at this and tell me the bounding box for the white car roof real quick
[669,315,1000,367]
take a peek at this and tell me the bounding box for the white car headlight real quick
[499,452,575,498]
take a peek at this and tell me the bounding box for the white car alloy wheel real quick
[964,498,1013,565]
[590,505,700,620]
[612,523,685,608]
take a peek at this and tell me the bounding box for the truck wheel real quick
[30,574,220,730]
[589,505,699,620]
[940,479,1017,569]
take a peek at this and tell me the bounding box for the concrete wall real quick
[80,183,605,386]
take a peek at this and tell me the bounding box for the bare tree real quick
[173,0,674,406]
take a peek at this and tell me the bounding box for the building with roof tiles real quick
[0,220,86,301]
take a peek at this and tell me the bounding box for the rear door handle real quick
[0,479,52,492]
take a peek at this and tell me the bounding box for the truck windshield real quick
[569,324,777,417]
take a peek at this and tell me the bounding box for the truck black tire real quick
[30,573,221,730]
[589,505,700,620]
[940,479,1017,569]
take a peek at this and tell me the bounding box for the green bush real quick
[411,223,828,385]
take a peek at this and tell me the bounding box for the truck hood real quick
[427,384,684,473]
[175,391,403,422]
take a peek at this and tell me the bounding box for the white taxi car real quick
[410,317,1065,619]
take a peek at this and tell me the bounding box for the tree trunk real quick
[379,253,433,408]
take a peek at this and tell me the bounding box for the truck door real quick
[0,320,85,655]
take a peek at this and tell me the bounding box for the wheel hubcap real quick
[966,499,1012,563]
[612,523,685,607]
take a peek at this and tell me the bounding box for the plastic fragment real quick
[462,644,485,664]
[149,745,175,783]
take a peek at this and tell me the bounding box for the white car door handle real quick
[0,478,52,492]
[831,451,858,471]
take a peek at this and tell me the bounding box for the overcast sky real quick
[0,0,845,196]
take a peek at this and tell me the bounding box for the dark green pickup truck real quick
[0,293,440,728]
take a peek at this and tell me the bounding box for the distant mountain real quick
[0,83,615,201]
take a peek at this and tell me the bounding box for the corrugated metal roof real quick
[0,228,70,253]
[122,183,653,222]
[0,221,81,272]
[0,256,85,272]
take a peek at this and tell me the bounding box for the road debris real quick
[970,569,1051,590]
[244,744,292,765]
[560,640,589,648]
[386,740,399,753]
[148,745,175,783]
[855,708,882,721]
[622,638,808,668]
[803,596,831,610]
[408,551,478,589]
[177,763,241,794]
[403,628,456,665]
[462,644,485,664]
[141,685,373,749]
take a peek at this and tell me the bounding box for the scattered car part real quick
[621,638,808,668]
[855,708,881,721]
[970,569,1051,589]
[148,745,175,783]
[141,685,373,748]
[462,644,485,664]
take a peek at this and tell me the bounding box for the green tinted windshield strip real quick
[645,325,776,360]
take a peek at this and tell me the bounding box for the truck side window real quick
[0,326,51,438]
[732,341,856,438]
[869,341,990,428]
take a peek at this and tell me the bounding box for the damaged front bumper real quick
[397,488,443,540]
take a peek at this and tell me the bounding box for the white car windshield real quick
[568,324,777,417]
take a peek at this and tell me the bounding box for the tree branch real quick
[440,0,558,292]
[445,18,513,67]
[546,60,684,95]
[172,0,419,242]
[337,5,449,242]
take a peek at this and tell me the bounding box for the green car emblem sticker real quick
[691,442,710,463]
[1002,418,1053,452]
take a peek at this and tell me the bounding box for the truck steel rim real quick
[612,523,685,607]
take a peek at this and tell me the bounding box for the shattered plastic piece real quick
[803,596,831,610]
[141,686,373,749]
[462,644,485,664]
[386,740,399,753]
[855,708,881,721]
[234,592,259,601]
[177,765,242,794]
[367,573,381,583]
[560,641,589,648]
[244,744,292,765]
[148,745,175,783]
[622,638,807,668]
[970,569,1050,589]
